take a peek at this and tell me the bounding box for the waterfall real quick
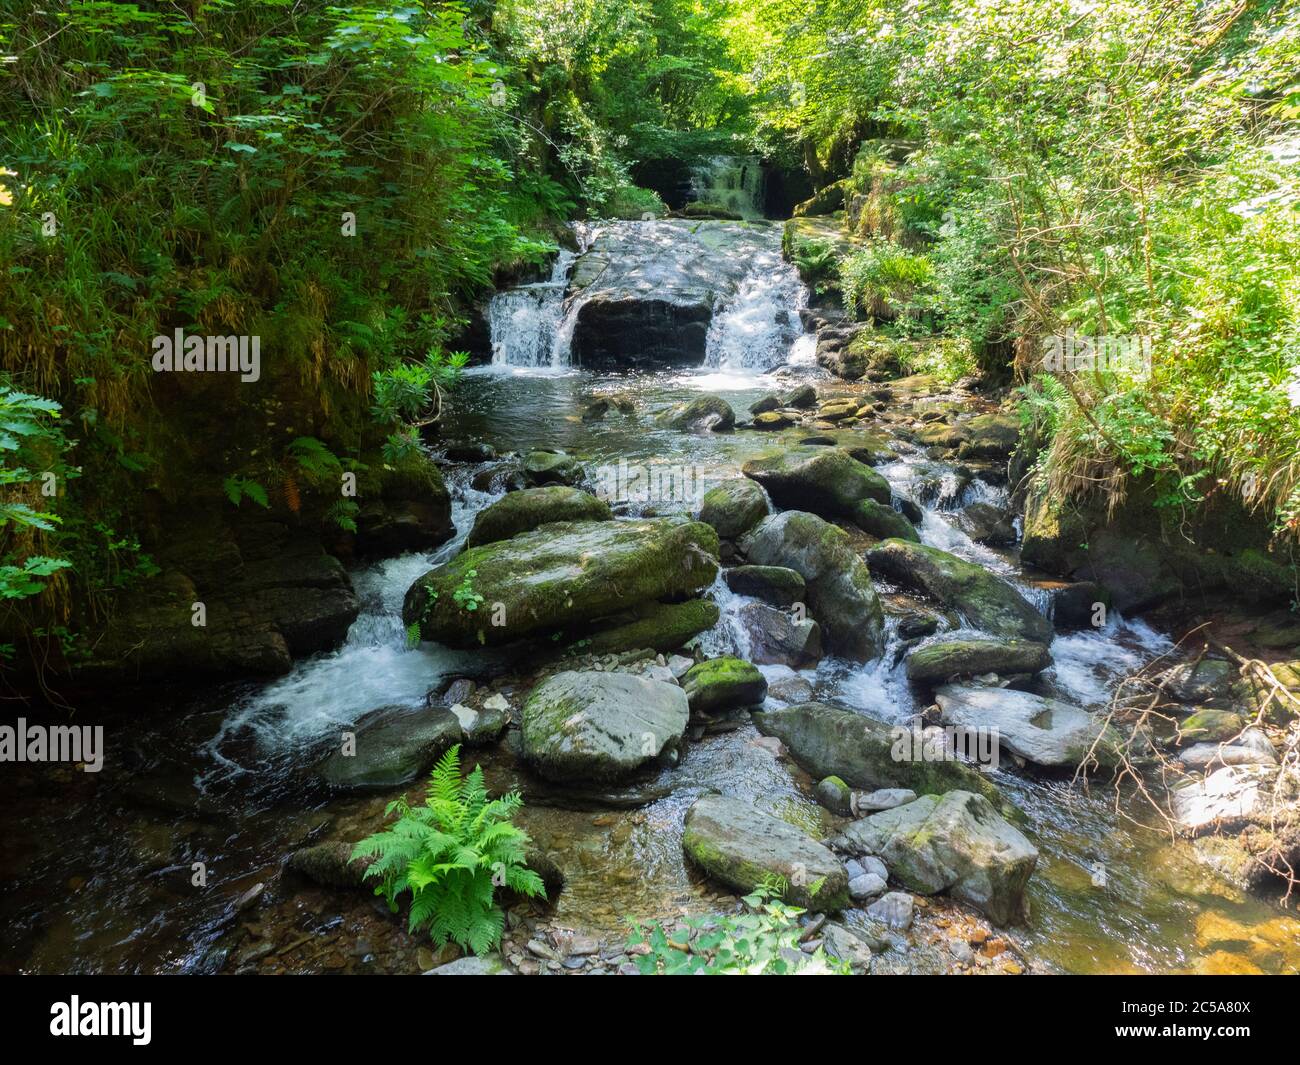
[703,232,808,370]
[688,155,765,219]
[487,249,576,367]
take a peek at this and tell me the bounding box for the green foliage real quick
[452,569,485,613]
[351,744,545,956]
[626,881,849,975]
[841,243,934,323]
[222,476,269,510]
[371,349,468,428]
[792,239,840,298]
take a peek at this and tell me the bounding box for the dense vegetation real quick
[2,0,1298,675]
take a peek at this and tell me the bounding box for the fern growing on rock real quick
[350,744,545,956]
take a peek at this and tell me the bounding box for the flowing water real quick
[3,219,1297,975]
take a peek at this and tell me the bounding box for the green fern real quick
[222,475,269,508]
[350,744,545,956]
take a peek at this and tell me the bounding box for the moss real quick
[574,599,720,655]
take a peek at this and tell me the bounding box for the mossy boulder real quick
[465,487,611,549]
[1177,708,1246,746]
[741,511,885,660]
[696,478,769,540]
[955,413,1019,461]
[742,446,890,520]
[657,394,735,432]
[905,638,1052,683]
[683,795,849,911]
[866,539,1053,643]
[316,706,463,793]
[723,564,805,607]
[832,791,1037,926]
[521,671,689,784]
[851,498,919,542]
[753,701,1008,809]
[574,599,719,655]
[402,517,719,648]
[752,410,795,430]
[681,657,768,714]
[522,450,583,487]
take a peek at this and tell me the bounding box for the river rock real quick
[317,706,463,792]
[680,657,768,715]
[465,487,611,548]
[935,684,1120,768]
[576,598,720,655]
[1048,581,1108,629]
[286,841,371,889]
[865,891,915,930]
[520,671,689,784]
[1171,765,1278,831]
[741,511,884,659]
[750,393,781,415]
[742,446,890,519]
[851,499,919,542]
[821,923,873,970]
[1176,708,1246,745]
[738,602,823,667]
[782,383,818,409]
[906,637,1052,683]
[833,791,1037,925]
[724,564,805,607]
[1155,658,1236,704]
[426,956,512,976]
[1178,729,1277,770]
[866,539,1053,643]
[815,775,853,815]
[696,479,769,540]
[657,394,735,432]
[752,410,795,430]
[954,502,1017,546]
[402,517,718,648]
[954,413,1019,460]
[855,788,917,812]
[682,795,850,911]
[522,450,583,487]
[752,702,1006,806]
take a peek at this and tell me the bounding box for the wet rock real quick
[865,891,915,930]
[1176,708,1246,746]
[444,442,498,463]
[403,517,718,649]
[724,564,805,607]
[1047,581,1108,629]
[1178,729,1276,770]
[465,487,611,548]
[448,702,509,746]
[576,599,720,656]
[935,684,1120,768]
[834,792,1037,926]
[742,446,890,519]
[954,502,1017,546]
[741,511,884,660]
[682,795,849,911]
[426,955,512,975]
[522,450,583,487]
[580,394,636,422]
[521,671,689,784]
[317,706,463,792]
[854,788,917,812]
[851,499,919,542]
[782,383,818,409]
[821,923,873,970]
[737,602,823,667]
[954,413,1019,461]
[1171,765,1278,831]
[696,479,769,540]
[750,393,781,415]
[815,775,853,815]
[657,394,735,432]
[849,873,888,900]
[766,674,815,704]
[1156,658,1236,704]
[905,637,1052,683]
[866,539,1053,643]
[354,456,456,557]
[286,841,372,889]
[753,702,1007,807]
[752,410,796,430]
[681,657,768,714]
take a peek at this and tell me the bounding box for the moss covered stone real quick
[696,478,769,540]
[743,446,890,520]
[465,486,611,549]
[574,599,720,655]
[681,656,767,714]
[723,564,805,607]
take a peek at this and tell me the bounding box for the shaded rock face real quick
[934,684,1120,769]
[576,599,720,656]
[752,702,1006,807]
[520,671,689,784]
[852,498,919,542]
[905,638,1052,684]
[832,791,1038,926]
[74,525,359,684]
[403,517,719,649]
[316,706,463,792]
[465,487,611,549]
[682,794,849,911]
[354,459,455,557]
[566,221,794,369]
[1156,659,1235,704]
[743,446,891,521]
[742,511,884,660]
[724,564,805,607]
[866,539,1053,643]
[287,841,371,889]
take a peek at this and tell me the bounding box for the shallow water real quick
[3,224,1297,976]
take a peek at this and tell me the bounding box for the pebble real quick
[848,873,887,899]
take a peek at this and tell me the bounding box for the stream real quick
[3,219,1298,976]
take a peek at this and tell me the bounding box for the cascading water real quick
[703,229,808,371]
[487,249,577,368]
[688,155,765,219]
